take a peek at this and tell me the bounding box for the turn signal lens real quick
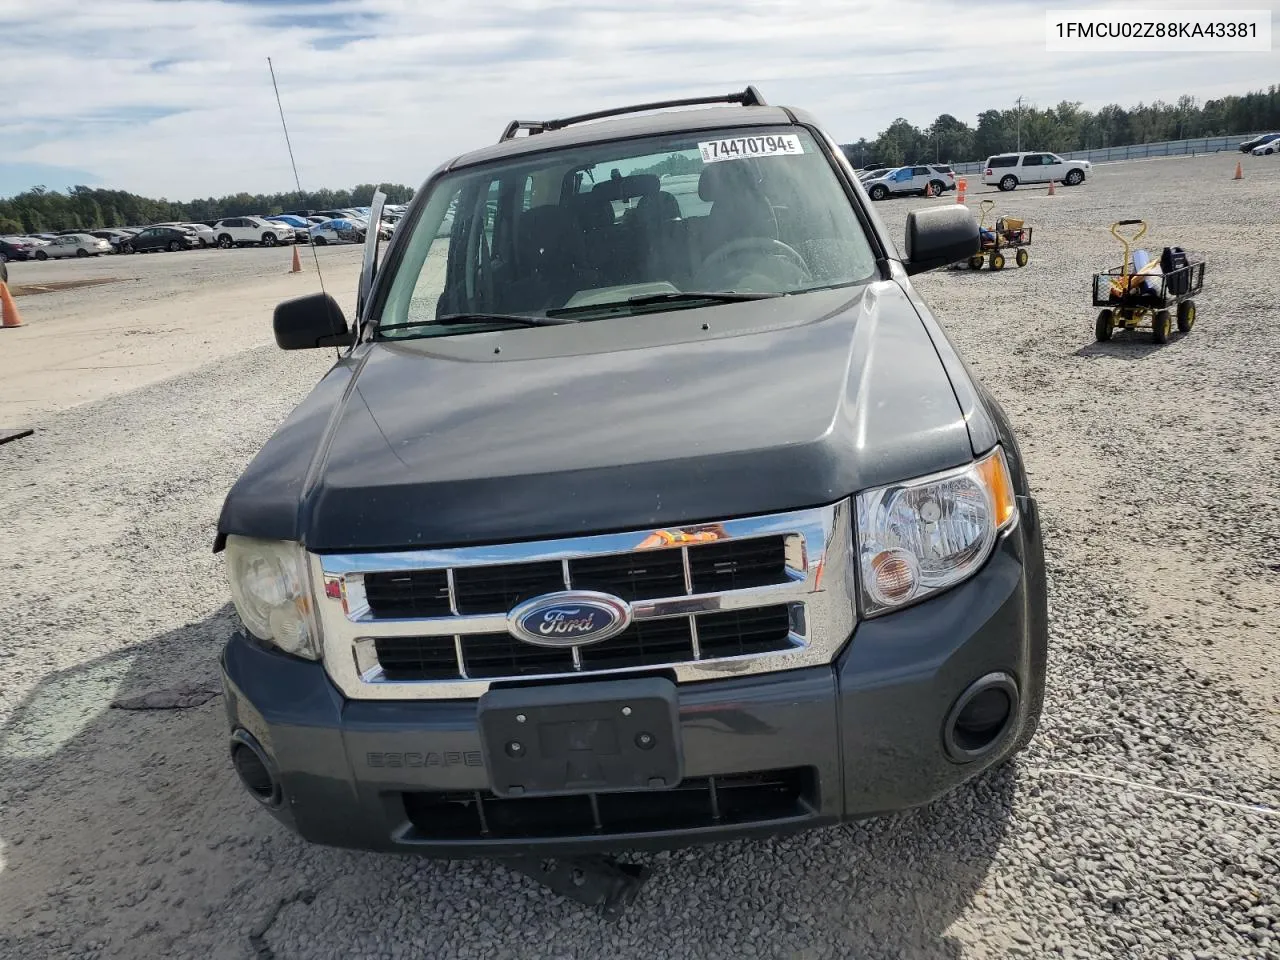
[868,549,920,607]
[976,447,1017,530]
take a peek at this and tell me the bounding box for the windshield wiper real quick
[378,312,578,333]
[546,290,779,318]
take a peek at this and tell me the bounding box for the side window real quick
[1021,155,1043,167]
[989,156,1016,168]
[913,167,930,177]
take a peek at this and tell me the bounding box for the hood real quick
[217,283,975,552]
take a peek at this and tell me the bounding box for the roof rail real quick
[499,120,547,143]
[497,86,767,142]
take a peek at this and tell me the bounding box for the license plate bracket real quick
[478,677,682,799]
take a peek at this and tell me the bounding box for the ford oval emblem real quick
[507,591,632,648]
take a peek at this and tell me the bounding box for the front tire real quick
[869,184,889,201]
[1015,248,1029,268]
[1065,169,1085,186]
[121,243,134,255]
[1152,310,1171,344]
[929,179,945,197]
[313,235,328,245]
[1177,299,1196,333]
[1095,309,1114,342]
[968,254,985,270]
[999,175,1018,191]
[76,248,89,257]
[262,233,278,247]
[218,234,234,249]
[990,252,1006,271]
[167,240,180,252]
[34,250,48,261]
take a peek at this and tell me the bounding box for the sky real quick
[1,0,1276,200]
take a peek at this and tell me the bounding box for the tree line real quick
[842,83,1279,168]
[2,82,1277,233]
[0,183,417,235]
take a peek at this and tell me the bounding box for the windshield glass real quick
[377,125,877,339]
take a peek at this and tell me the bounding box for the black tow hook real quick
[500,856,651,918]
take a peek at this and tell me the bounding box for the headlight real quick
[855,447,1017,616]
[224,535,321,659]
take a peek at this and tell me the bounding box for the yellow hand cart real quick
[1092,219,1204,344]
[963,199,1033,271]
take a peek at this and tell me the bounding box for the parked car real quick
[87,229,138,253]
[31,233,112,259]
[1250,140,1279,156]
[1238,133,1280,153]
[982,152,1091,191]
[152,222,216,247]
[929,163,958,187]
[120,226,200,254]
[308,218,365,244]
[313,208,363,222]
[862,164,954,200]
[215,86,1047,860]
[0,236,41,262]
[347,216,393,241]
[211,217,295,248]
[265,215,313,243]
[858,167,891,182]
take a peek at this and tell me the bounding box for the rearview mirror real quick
[273,292,353,350]
[903,205,979,275]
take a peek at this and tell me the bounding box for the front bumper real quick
[220,500,1047,857]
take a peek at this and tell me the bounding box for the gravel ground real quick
[0,244,363,421]
[1,152,1277,959]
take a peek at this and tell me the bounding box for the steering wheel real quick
[698,237,812,285]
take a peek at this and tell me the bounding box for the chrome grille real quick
[313,501,854,700]
[362,540,783,618]
[371,605,797,681]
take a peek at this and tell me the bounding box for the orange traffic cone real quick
[955,178,967,204]
[1047,178,1056,196]
[924,181,934,198]
[1234,160,1243,180]
[290,245,302,273]
[0,281,23,329]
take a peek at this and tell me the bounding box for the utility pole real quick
[1014,96,1025,151]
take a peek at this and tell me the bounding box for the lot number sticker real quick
[698,134,804,163]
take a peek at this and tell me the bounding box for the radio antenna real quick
[268,57,337,354]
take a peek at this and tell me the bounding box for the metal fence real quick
[943,133,1267,176]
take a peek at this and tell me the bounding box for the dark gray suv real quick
[215,87,1048,858]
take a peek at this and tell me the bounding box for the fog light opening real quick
[944,673,1019,763]
[230,730,282,807]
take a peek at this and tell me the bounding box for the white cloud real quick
[1,0,1276,198]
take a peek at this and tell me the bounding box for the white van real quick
[982,152,1091,191]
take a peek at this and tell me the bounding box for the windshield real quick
[377,125,877,339]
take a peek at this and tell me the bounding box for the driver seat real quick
[696,162,778,261]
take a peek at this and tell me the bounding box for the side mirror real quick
[903,205,979,275]
[273,292,353,350]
